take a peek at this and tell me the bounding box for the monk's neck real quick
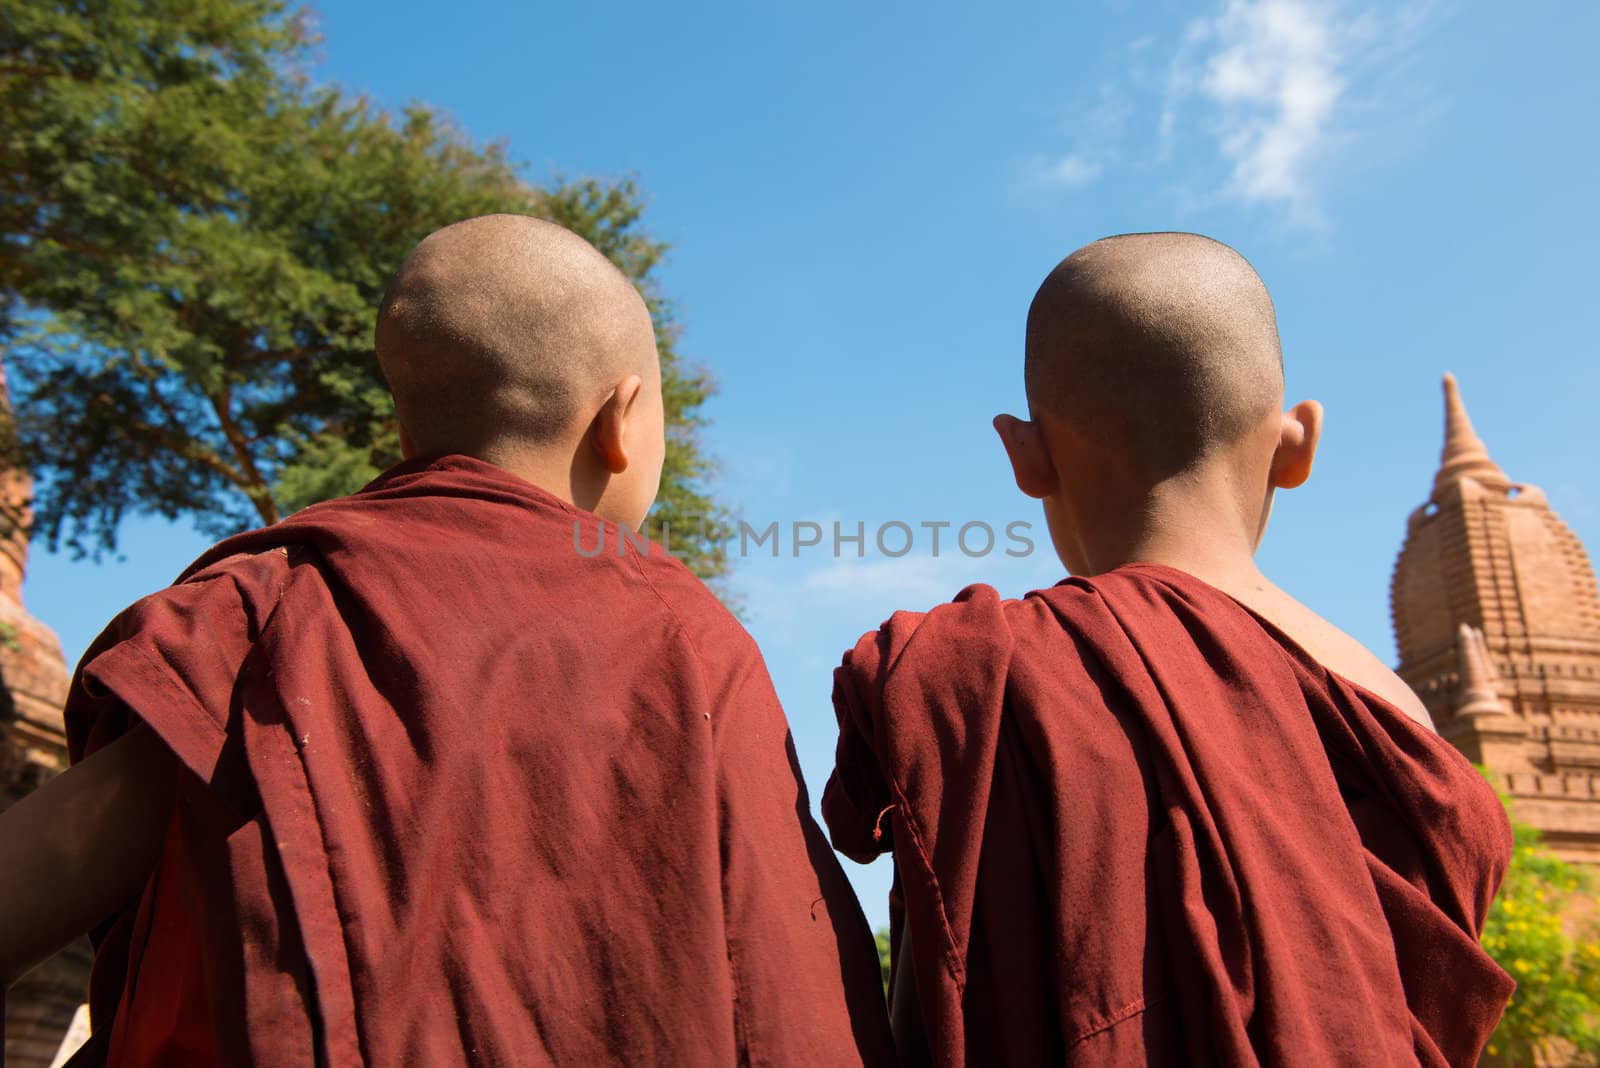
[1074,474,1273,597]
[470,443,591,512]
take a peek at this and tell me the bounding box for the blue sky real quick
[24,0,1600,930]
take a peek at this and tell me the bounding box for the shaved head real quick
[376,214,659,456]
[1025,232,1283,479]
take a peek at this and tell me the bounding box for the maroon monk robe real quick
[66,454,894,1067]
[824,563,1513,1068]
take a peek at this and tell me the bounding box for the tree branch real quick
[207,382,278,526]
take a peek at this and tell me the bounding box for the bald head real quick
[1025,232,1283,479]
[376,214,658,456]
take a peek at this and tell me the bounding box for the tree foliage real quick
[1,0,726,579]
[1483,795,1600,1066]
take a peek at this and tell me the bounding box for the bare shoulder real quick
[1227,580,1435,730]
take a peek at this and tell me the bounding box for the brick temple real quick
[1392,374,1600,861]
[0,385,90,1068]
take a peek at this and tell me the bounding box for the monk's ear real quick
[590,374,644,475]
[993,414,1059,499]
[1269,400,1323,490]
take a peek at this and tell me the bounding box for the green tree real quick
[876,926,892,994]
[1,0,726,580]
[1483,799,1600,1066]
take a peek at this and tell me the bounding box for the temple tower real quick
[1392,374,1600,862]
[0,378,90,1068]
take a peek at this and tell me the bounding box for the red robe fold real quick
[823,564,1513,1067]
[67,454,894,1067]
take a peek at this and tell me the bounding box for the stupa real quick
[1392,374,1600,862]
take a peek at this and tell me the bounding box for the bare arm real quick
[0,724,177,988]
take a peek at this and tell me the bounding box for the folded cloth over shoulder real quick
[825,563,1512,1068]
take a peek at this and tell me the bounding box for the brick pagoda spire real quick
[1392,374,1600,861]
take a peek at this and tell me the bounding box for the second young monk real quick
[0,215,894,1066]
[823,232,1514,1067]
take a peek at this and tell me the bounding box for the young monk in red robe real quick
[823,232,1515,1067]
[0,215,894,1067]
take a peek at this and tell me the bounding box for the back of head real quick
[1025,232,1284,480]
[376,214,658,457]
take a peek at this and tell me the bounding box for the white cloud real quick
[805,554,977,604]
[1026,82,1132,192]
[1040,153,1104,189]
[1177,0,1345,219]
[1161,0,1439,225]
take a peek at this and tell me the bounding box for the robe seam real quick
[1068,994,1157,1047]
[851,623,972,998]
[879,746,968,995]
